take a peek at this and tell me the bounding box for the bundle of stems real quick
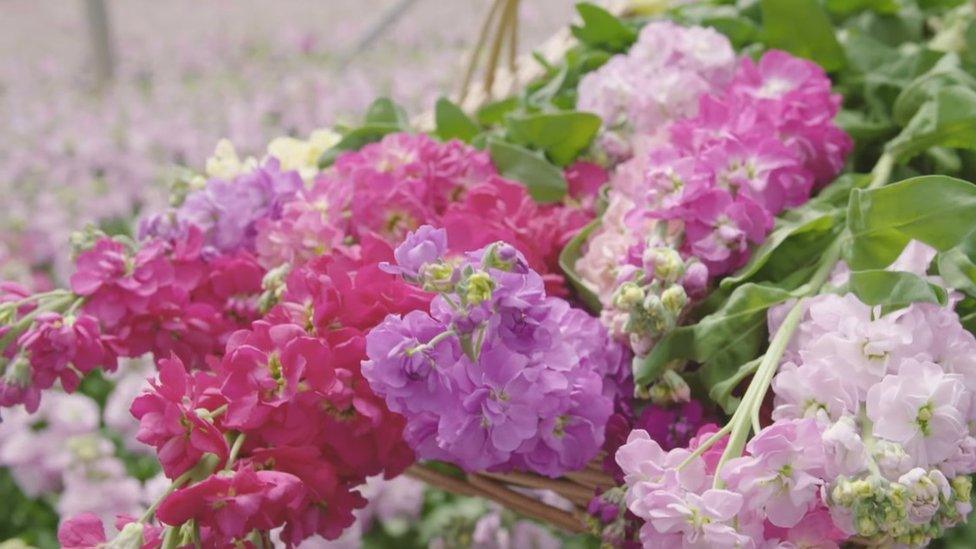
[406,456,617,534]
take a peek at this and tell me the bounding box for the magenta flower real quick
[129,355,229,478]
[157,467,304,541]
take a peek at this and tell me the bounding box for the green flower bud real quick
[106,522,145,549]
[463,271,494,305]
[614,282,645,309]
[660,284,688,314]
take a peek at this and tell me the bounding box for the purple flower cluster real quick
[363,226,627,477]
[578,48,852,356]
[139,158,302,255]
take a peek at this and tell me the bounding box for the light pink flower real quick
[866,359,968,467]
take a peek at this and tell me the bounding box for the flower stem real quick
[407,329,456,356]
[225,432,247,470]
[139,468,195,523]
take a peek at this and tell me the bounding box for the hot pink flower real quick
[157,467,304,543]
[129,355,228,478]
[57,513,106,549]
[18,312,116,392]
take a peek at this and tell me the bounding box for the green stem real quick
[139,468,195,523]
[866,152,895,191]
[407,329,456,356]
[225,432,247,470]
[201,403,227,420]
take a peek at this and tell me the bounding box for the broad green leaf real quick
[723,208,839,288]
[760,0,846,72]
[937,234,976,296]
[317,98,409,167]
[434,98,480,143]
[892,55,976,126]
[633,283,794,388]
[476,97,519,126]
[888,85,976,161]
[558,219,602,313]
[847,175,976,270]
[364,97,410,128]
[847,269,948,311]
[487,139,567,203]
[570,3,637,53]
[507,111,601,166]
[825,0,898,15]
[671,4,760,48]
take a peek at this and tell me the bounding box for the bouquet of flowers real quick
[4,1,976,547]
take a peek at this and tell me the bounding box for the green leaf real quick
[317,98,409,167]
[891,55,976,126]
[364,97,410,127]
[487,139,567,203]
[760,0,846,71]
[476,97,519,126]
[888,85,976,161]
[670,4,760,48]
[434,98,480,143]
[558,219,602,313]
[633,283,794,388]
[506,111,601,166]
[723,207,840,288]
[937,234,976,296]
[847,175,976,270]
[723,174,864,288]
[847,269,948,311]
[570,2,637,53]
[825,0,898,15]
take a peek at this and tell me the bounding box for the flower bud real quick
[419,262,458,294]
[463,271,494,306]
[660,284,687,314]
[899,468,949,525]
[648,370,690,405]
[106,522,145,549]
[644,247,684,283]
[613,282,645,309]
